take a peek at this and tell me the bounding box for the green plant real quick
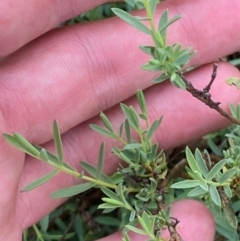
[4,0,240,240]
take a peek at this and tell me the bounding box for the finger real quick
[163,200,215,241]
[1,0,240,145]
[17,62,240,228]
[0,0,109,56]
[0,125,24,239]
[97,200,215,241]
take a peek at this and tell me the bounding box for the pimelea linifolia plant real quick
[4,0,240,240]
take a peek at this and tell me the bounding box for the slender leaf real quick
[101,187,121,201]
[136,90,147,116]
[4,133,39,157]
[39,149,49,162]
[206,159,226,181]
[188,187,208,197]
[139,45,154,55]
[171,180,201,189]
[97,142,105,179]
[22,169,59,192]
[102,198,124,206]
[90,124,117,138]
[53,120,63,165]
[138,215,150,234]
[51,182,94,198]
[80,161,114,184]
[39,215,49,232]
[209,185,221,207]
[224,185,232,198]
[124,143,142,150]
[100,112,114,132]
[159,14,181,35]
[3,134,30,153]
[158,9,168,36]
[152,73,169,83]
[149,0,157,16]
[146,117,162,141]
[42,233,75,239]
[125,225,148,235]
[185,147,200,173]
[195,149,209,178]
[125,119,131,143]
[121,104,139,130]
[219,168,238,183]
[112,8,150,35]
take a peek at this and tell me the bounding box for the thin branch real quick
[177,64,240,126]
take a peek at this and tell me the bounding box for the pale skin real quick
[1,0,240,240]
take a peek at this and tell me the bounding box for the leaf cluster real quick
[112,0,195,89]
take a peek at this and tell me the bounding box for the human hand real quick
[1,0,240,240]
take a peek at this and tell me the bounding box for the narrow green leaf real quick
[112,8,150,35]
[124,143,142,150]
[125,119,131,143]
[39,149,49,162]
[159,14,181,36]
[141,212,151,232]
[102,198,124,206]
[195,149,209,178]
[97,142,105,179]
[136,90,147,116]
[224,185,232,198]
[219,168,238,183]
[152,73,169,84]
[209,185,221,207]
[188,187,208,197]
[141,63,163,71]
[130,106,140,130]
[158,9,168,36]
[42,232,75,239]
[119,122,124,137]
[138,215,150,234]
[125,225,148,235]
[139,45,154,55]
[149,0,157,16]
[146,117,162,141]
[53,120,63,166]
[170,73,186,90]
[102,207,117,213]
[185,147,200,173]
[199,181,208,191]
[206,159,226,181]
[94,216,120,226]
[98,203,120,209]
[121,104,139,130]
[3,134,29,153]
[51,182,94,198]
[80,161,114,184]
[39,215,49,232]
[129,210,136,222]
[11,133,39,157]
[90,124,117,138]
[112,147,132,164]
[100,112,114,132]
[101,187,121,201]
[21,169,59,192]
[171,180,201,189]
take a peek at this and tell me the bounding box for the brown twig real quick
[177,64,240,126]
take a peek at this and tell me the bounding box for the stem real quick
[33,225,44,241]
[142,0,155,31]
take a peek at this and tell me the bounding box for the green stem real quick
[33,225,44,241]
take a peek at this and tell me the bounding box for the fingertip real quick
[162,199,215,241]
